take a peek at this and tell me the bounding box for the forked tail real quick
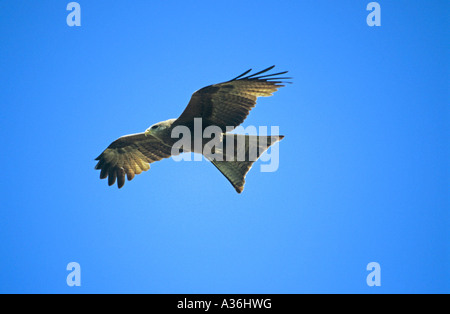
[207,134,284,193]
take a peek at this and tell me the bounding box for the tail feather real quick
[208,134,284,193]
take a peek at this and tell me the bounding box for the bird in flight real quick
[94,66,290,193]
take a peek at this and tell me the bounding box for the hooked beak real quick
[144,128,151,137]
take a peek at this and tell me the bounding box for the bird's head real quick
[145,118,176,139]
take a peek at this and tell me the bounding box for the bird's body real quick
[95,66,290,193]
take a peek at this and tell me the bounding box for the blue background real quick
[0,1,448,293]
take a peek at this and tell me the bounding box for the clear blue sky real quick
[0,1,448,293]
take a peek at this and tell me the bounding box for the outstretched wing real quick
[94,133,172,188]
[174,65,290,132]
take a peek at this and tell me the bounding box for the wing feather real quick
[95,133,172,188]
[174,66,290,131]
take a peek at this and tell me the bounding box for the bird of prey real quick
[94,66,289,193]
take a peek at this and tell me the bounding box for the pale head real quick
[144,118,176,139]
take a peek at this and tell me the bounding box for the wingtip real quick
[230,68,253,81]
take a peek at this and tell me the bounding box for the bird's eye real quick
[151,125,158,129]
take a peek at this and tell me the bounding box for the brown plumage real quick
[95,66,290,192]
[95,133,172,188]
[175,66,289,131]
[208,134,285,193]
